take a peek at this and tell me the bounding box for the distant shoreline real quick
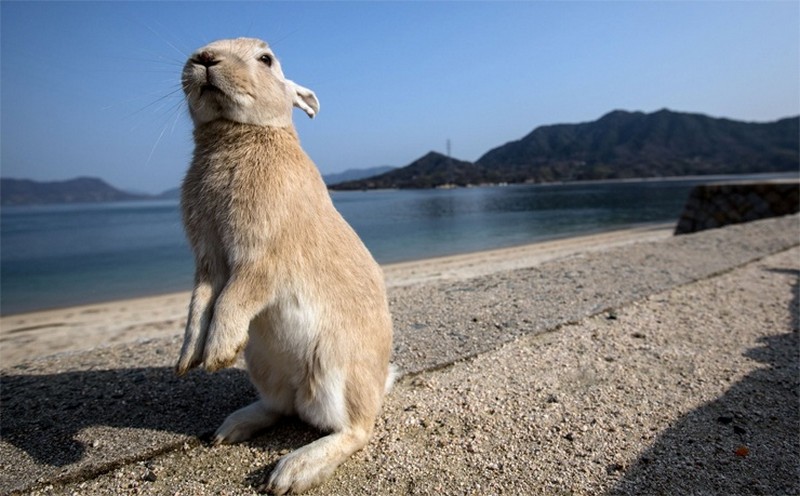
[527,171,800,187]
[329,171,800,193]
[3,172,798,207]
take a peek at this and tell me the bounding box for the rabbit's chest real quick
[192,162,270,217]
[183,159,279,258]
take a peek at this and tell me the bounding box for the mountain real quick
[0,177,148,206]
[476,109,799,182]
[157,187,181,199]
[331,109,799,190]
[322,166,396,186]
[330,152,485,190]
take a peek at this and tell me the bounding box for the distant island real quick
[0,177,150,206]
[329,109,799,190]
[322,166,396,186]
[3,109,797,204]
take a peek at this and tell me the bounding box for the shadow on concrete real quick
[0,366,255,467]
[609,268,800,495]
[0,361,327,494]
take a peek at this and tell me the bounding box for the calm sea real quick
[1,174,792,315]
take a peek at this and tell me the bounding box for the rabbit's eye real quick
[259,54,273,67]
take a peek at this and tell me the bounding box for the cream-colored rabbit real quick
[175,38,394,495]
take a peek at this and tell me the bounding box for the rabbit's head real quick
[182,38,319,127]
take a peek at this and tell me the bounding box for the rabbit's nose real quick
[195,51,219,68]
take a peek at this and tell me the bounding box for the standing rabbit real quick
[176,37,394,495]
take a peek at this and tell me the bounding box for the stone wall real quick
[675,180,799,235]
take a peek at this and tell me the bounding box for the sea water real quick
[1,174,791,314]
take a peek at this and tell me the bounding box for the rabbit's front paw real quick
[175,348,203,376]
[202,322,248,372]
[175,326,206,376]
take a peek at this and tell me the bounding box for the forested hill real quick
[331,152,484,190]
[476,109,799,182]
[330,110,799,190]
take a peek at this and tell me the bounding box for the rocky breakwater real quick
[675,179,799,235]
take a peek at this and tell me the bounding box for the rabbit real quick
[175,38,394,495]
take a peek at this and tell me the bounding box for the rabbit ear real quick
[287,80,320,119]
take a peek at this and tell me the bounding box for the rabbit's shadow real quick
[0,366,250,467]
[0,365,317,471]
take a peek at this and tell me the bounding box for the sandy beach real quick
[0,224,672,368]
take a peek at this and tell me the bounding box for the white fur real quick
[297,367,348,431]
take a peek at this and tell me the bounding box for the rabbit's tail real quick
[385,363,399,394]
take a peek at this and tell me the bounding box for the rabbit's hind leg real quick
[262,422,373,495]
[213,399,282,445]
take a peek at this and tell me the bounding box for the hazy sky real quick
[1,1,798,194]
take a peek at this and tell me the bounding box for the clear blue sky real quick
[1,1,798,194]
